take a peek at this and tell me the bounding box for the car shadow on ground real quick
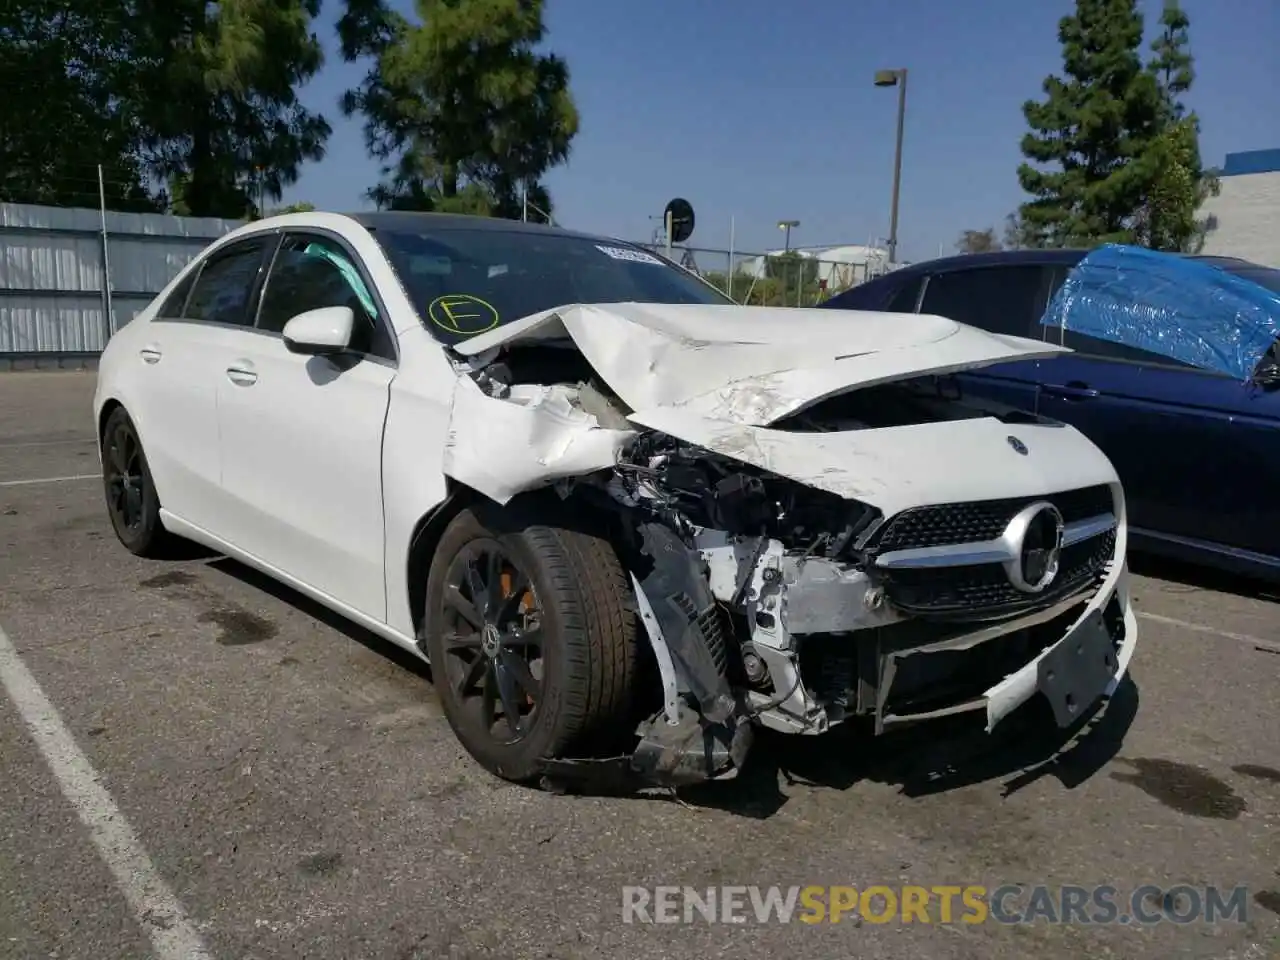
[670,677,1140,818]
[204,556,433,682]
[200,554,1138,818]
[1130,553,1280,604]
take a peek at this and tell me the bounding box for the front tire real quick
[101,406,177,558]
[423,502,639,784]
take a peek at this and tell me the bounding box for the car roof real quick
[891,248,1265,278]
[891,249,1090,276]
[344,211,621,245]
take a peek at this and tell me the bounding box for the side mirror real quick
[1250,344,1280,389]
[282,306,354,356]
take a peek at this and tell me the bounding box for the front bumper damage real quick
[438,301,1137,790]
[575,492,1137,789]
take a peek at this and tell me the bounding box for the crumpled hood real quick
[441,301,1115,510]
[452,302,1069,426]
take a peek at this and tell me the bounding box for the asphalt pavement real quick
[0,370,1277,960]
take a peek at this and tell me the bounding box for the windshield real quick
[372,226,732,344]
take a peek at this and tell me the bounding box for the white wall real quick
[1199,171,1280,268]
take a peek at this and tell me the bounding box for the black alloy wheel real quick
[100,406,174,557]
[423,502,640,785]
[104,417,146,535]
[439,540,545,745]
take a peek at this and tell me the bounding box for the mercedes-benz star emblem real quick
[1007,435,1028,455]
[1001,501,1064,594]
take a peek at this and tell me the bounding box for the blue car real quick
[821,246,1280,581]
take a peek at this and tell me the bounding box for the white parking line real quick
[0,625,214,960]
[0,474,99,487]
[0,438,96,449]
[1137,611,1280,654]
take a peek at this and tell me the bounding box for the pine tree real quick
[339,0,578,217]
[1016,0,1163,247]
[1137,0,1220,252]
[128,0,332,219]
[1148,0,1194,115]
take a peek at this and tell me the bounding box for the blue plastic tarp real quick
[1041,244,1280,380]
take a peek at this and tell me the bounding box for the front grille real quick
[871,485,1113,553]
[879,529,1116,620]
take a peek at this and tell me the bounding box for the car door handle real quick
[1043,381,1099,401]
[226,363,258,386]
[139,345,162,364]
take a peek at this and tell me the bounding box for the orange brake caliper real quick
[499,569,536,705]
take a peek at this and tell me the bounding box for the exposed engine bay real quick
[445,308,1137,788]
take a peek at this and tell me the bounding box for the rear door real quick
[915,264,1059,412]
[140,235,275,532]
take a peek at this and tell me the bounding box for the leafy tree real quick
[765,252,823,306]
[339,0,578,218]
[1135,0,1219,252]
[0,0,155,210]
[956,228,1002,254]
[1148,0,1193,112]
[124,0,330,218]
[1015,0,1163,247]
[268,201,318,215]
[1001,211,1040,250]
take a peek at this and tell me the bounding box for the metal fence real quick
[0,202,893,360]
[635,243,890,307]
[0,202,242,357]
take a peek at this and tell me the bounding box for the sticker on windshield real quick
[428,294,500,336]
[596,244,663,266]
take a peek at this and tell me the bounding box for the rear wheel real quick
[101,406,177,558]
[423,503,639,783]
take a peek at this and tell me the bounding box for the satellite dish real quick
[663,198,695,244]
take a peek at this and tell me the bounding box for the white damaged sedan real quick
[93,211,1137,786]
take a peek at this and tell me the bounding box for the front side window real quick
[1061,330,1196,368]
[257,233,391,358]
[372,227,732,345]
[1222,263,1280,295]
[182,238,271,327]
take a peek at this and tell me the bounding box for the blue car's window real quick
[1062,330,1197,369]
[1224,264,1280,296]
[918,266,1048,338]
[372,227,732,345]
[885,278,923,312]
[1061,260,1280,374]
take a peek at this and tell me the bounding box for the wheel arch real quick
[97,397,125,446]
[406,479,484,649]
[96,398,168,506]
[404,482,629,651]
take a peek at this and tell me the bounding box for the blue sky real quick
[285,0,1280,262]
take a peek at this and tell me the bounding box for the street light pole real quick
[778,219,799,253]
[874,67,908,265]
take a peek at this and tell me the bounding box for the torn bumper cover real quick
[607,507,1136,788]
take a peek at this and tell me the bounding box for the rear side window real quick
[821,276,904,311]
[918,266,1049,337]
[885,278,923,312]
[183,238,271,327]
[155,270,196,319]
